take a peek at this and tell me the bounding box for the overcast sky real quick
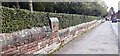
[103,0,120,12]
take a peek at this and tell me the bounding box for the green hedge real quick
[1,7,101,33]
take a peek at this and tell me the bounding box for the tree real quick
[2,2,107,17]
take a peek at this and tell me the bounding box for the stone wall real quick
[0,20,102,55]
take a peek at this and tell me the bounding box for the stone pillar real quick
[49,17,59,38]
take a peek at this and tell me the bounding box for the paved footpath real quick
[55,21,118,54]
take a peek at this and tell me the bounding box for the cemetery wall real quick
[0,19,102,55]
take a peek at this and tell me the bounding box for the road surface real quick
[111,22,120,55]
[111,22,120,51]
[111,22,118,38]
[55,21,118,54]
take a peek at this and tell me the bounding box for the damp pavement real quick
[55,21,118,54]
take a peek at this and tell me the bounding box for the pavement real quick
[55,21,118,54]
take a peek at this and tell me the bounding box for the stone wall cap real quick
[49,17,59,23]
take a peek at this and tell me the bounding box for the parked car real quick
[117,19,120,22]
[112,18,117,23]
[101,19,105,23]
[105,17,110,21]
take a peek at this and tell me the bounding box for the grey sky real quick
[103,0,120,12]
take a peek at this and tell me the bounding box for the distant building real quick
[118,1,120,11]
[115,11,120,19]
[106,7,115,20]
[116,1,120,19]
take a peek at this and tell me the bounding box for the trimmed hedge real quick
[2,7,101,33]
